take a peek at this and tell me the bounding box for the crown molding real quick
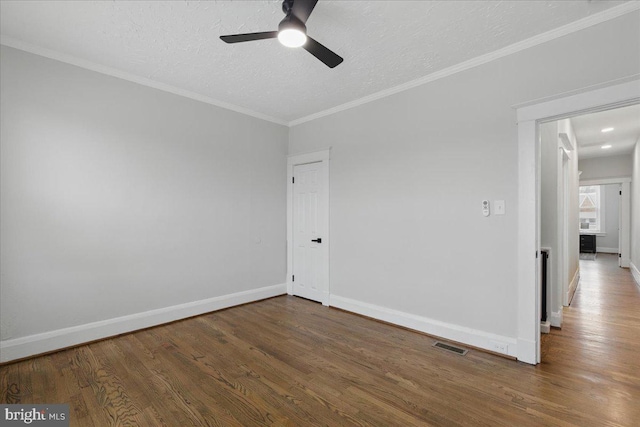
[2,1,638,129]
[0,36,288,127]
[289,1,640,127]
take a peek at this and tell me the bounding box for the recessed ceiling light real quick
[601,127,614,133]
[601,144,612,149]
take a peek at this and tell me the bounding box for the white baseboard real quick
[516,338,537,365]
[329,295,518,359]
[540,321,551,334]
[0,283,286,363]
[631,262,640,288]
[596,247,618,254]
[566,268,579,306]
[620,257,630,268]
[550,310,563,328]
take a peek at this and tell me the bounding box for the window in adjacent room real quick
[579,185,604,233]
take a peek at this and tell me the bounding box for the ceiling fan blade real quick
[291,0,318,24]
[220,31,278,43]
[303,36,343,68]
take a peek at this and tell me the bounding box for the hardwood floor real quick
[2,254,639,426]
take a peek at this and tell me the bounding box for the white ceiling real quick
[571,104,640,159]
[0,1,635,125]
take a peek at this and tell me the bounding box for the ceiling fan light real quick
[278,28,307,48]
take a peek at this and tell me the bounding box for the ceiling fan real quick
[220,0,343,68]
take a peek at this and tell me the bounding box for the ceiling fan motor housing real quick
[278,14,307,35]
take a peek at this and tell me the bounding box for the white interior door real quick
[292,162,328,304]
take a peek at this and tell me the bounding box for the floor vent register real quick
[433,341,468,356]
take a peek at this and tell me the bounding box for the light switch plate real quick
[494,200,505,215]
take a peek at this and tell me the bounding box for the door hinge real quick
[292,275,295,282]
[620,190,622,195]
[292,177,295,184]
[619,253,622,258]
[536,250,538,258]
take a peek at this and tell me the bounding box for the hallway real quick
[540,253,640,424]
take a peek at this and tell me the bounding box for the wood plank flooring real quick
[2,253,639,426]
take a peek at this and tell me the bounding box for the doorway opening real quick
[516,79,639,365]
[538,104,636,357]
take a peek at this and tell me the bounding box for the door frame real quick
[286,149,331,305]
[516,79,640,365]
[557,142,571,312]
[579,177,631,267]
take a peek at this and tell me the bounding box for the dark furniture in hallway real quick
[580,234,596,253]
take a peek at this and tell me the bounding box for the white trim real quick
[596,247,619,254]
[631,262,640,288]
[290,2,640,127]
[0,37,288,127]
[619,181,631,268]
[3,2,638,129]
[559,133,575,153]
[550,311,563,328]
[580,177,631,185]
[512,75,640,112]
[517,79,640,365]
[517,82,640,123]
[287,149,331,164]
[517,119,539,365]
[0,284,286,363]
[540,321,551,334]
[517,338,537,364]
[329,295,517,358]
[558,139,570,329]
[566,267,580,307]
[287,149,331,305]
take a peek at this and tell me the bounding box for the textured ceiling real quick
[0,0,634,124]
[571,104,640,159]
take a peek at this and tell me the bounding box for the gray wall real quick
[579,154,633,180]
[0,46,288,341]
[289,12,640,339]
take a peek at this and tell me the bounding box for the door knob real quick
[311,238,322,243]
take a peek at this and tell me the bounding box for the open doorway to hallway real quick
[539,103,638,359]
[516,79,639,365]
